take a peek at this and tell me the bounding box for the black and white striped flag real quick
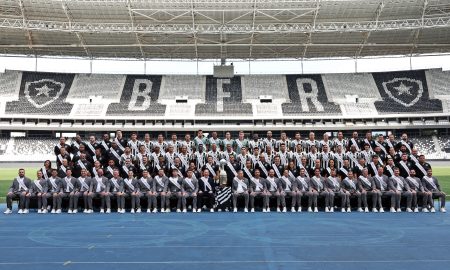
[215,187,231,207]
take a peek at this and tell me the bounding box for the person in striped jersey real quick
[290,132,303,152]
[303,132,318,153]
[332,131,347,152]
[318,133,333,152]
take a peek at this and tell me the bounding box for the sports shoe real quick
[379,208,384,213]
[23,209,29,214]
[282,207,287,213]
[406,208,413,213]
[100,209,105,213]
[262,208,267,213]
[152,209,157,213]
[176,209,181,213]
[83,209,88,213]
[414,208,419,213]
[51,209,56,214]
[18,209,23,214]
[72,209,77,214]
[130,209,135,214]
[330,208,334,213]
[341,208,346,213]
[431,207,436,213]
[390,207,396,213]
[307,207,312,212]
[55,209,61,214]
[136,208,141,213]
[364,207,369,213]
[117,208,122,213]
[166,209,171,213]
[291,207,296,212]
[422,208,429,213]
[347,208,351,212]
[314,207,318,213]
[38,209,42,214]
[244,208,248,213]
[297,207,302,213]
[4,208,12,214]
[440,208,446,213]
[233,208,237,213]
[106,208,111,214]
[397,208,402,213]
[251,208,255,213]
[210,209,214,213]
[357,208,363,212]
[325,208,329,213]
[266,208,271,212]
[277,208,281,212]
[182,209,187,213]
[372,208,378,213]
[197,209,202,213]
[147,209,151,213]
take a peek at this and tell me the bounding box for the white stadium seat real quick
[67,74,125,102]
[159,75,205,100]
[426,69,450,99]
[0,70,21,101]
[322,73,381,102]
[241,75,290,101]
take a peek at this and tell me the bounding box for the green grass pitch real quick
[0,166,449,202]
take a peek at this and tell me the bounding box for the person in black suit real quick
[197,169,216,212]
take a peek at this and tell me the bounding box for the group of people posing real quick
[4,130,446,214]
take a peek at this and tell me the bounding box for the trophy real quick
[219,159,228,186]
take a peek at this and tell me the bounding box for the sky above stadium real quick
[1,54,449,75]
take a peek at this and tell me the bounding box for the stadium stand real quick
[322,73,381,102]
[5,72,74,115]
[0,70,21,101]
[0,138,8,154]
[341,103,379,116]
[426,69,450,99]
[106,75,166,116]
[66,74,125,102]
[70,104,106,117]
[159,75,205,100]
[195,76,253,116]
[255,103,281,116]
[12,138,55,156]
[373,70,443,114]
[0,138,55,161]
[0,69,449,118]
[241,75,290,101]
[437,136,450,152]
[282,74,342,115]
[410,137,438,156]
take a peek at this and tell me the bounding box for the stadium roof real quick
[0,0,449,60]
